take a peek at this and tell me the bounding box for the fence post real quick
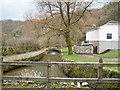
[97,58,103,88]
[47,60,51,89]
[0,56,3,89]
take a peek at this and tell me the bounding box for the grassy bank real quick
[63,53,119,63]
[95,50,120,58]
[62,48,120,71]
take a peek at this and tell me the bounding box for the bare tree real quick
[34,1,93,54]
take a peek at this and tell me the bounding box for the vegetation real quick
[25,1,94,55]
[2,2,119,51]
[2,81,47,88]
[95,50,120,58]
[2,46,42,73]
[2,81,92,88]
[103,2,119,21]
[63,65,120,88]
[63,53,97,62]
[62,48,120,88]
[63,52,119,63]
[2,46,40,56]
[62,48,120,71]
[1,1,120,89]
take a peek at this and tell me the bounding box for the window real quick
[107,33,112,39]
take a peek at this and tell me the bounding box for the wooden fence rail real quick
[1,58,120,89]
[2,76,119,83]
[2,61,120,67]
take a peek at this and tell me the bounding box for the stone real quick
[28,81,33,84]
[60,82,63,85]
[3,80,7,82]
[82,82,88,86]
[63,82,67,85]
[16,80,20,83]
[8,80,12,82]
[76,82,81,88]
[74,45,93,54]
[7,83,11,85]
[34,84,38,87]
[14,83,19,86]
[71,82,74,86]
[3,82,8,85]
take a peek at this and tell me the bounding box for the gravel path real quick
[79,54,120,61]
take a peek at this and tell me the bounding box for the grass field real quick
[62,48,120,71]
[95,50,120,58]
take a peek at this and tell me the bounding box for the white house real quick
[86,20,120,53]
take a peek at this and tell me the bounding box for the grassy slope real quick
[95,50,120,58]
[62,48,120,71]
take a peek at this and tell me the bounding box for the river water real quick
[3,53,67,78]
[4,64,66,77]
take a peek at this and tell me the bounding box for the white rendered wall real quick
[86,23,120,53]
[98,24,119,53]
[98,41,120,53]
[86,30,99,41]
[99,24,119,41]
[86,24,119,41]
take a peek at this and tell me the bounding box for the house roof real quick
[107,20,120,24]
[85,27,100,33]
[86,20,120,33]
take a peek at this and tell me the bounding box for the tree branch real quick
[58,2,67,27]
[66,2,71,25]
[46,26,64,32]
[48,2,54,18]
[70,2,76,20]
[70,1,93,25]
[47,32,63,47]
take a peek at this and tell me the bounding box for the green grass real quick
[62,47,73,52]
[95,50,120,58]
[62,48,120,71]
[63,53,98,62]
[63,53,120,63]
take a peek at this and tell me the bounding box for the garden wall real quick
[73,45,93,54]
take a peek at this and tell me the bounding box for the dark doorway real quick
[93,46,97,54]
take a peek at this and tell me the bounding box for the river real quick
[3,51,67,78]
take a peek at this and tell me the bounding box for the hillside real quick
[2,19,22,34]
[2,2,119,48]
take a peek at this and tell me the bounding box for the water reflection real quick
[4,64,67,77]
[4,65,47,77]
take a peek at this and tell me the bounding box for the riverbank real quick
[2,49,46,73]
[62,64,120,88]
[2,48,120,88]
[2,46,41,56]
[3,48,68,88]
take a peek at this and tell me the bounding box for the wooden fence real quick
[0,57,120,89]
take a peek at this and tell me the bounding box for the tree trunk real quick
[64,29,73,55]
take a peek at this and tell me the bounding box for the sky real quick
[0,0,36,21]
[0,0,111,21]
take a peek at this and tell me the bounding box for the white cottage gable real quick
[86,20,120,53]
